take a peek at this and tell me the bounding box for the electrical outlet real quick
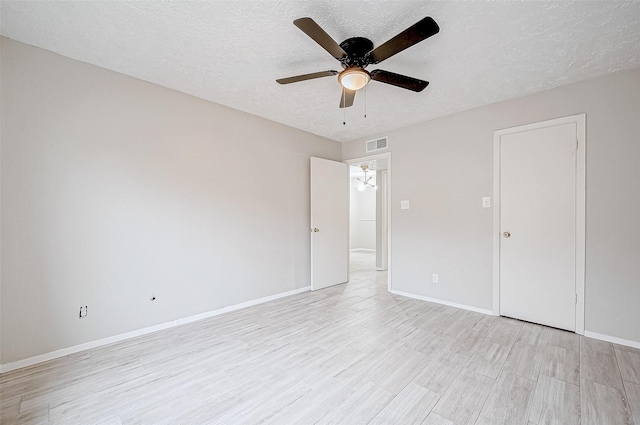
[400,200,410,210]
[79,305,88,319]
[432,274,439,283]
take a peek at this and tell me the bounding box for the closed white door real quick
[310,157,349,290]
[499,122,577,331]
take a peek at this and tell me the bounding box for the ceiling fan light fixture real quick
[338,67,370,91]
[356,164,376,189]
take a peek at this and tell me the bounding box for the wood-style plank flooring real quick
[1,252,639,424]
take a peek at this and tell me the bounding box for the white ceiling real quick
[2,1,639,143]
[349,158,388,177]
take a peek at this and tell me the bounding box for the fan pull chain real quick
[343,90,346,125]
[364,86,367,118]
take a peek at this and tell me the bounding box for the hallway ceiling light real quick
[357,164,377,189]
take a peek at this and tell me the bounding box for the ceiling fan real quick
[276,16,440,108]
[357,164,376,189]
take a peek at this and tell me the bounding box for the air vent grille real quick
[366,137,388,153]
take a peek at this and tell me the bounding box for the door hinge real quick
[575,293,578,304]
[576,140,579,151]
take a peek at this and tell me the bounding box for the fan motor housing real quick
[339,37,374,68]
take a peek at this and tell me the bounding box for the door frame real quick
[492,114,586,334]
[345,152,392,292]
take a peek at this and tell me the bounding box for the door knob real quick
[503,231,511,238]
[313,228,320,233]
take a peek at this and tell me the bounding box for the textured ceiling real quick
[2,1,640,142]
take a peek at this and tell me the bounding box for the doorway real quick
[493,114,586,333]
[346,153,391,291]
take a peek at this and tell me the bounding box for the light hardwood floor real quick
[1,251,639,424]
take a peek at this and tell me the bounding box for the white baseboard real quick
[8,285,636,373]
[584,330,640,350]
[391,290,639,349]
[175,286,310,326]
[0,322,177,374]
[390,289,495,316]
[0,286,310,374]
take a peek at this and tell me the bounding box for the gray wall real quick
[343,67,640,344]
[0,38,341,364]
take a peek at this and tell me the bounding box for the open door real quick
[310,157,349,290]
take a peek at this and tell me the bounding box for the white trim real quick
[391,289,495,316]
[350,248,376,253]
[1,322,175,374]
[0,286,310,373]
[574,115,586,334]
[584,331,640,350]
[493,113,586,334]
[175,286,309,325]
[492,132,502,316]
[345,152,392,292]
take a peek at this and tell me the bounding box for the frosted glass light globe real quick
[338,68,371,91]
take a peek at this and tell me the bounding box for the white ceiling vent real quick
[366,137,388,153]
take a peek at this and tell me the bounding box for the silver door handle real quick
[312,228,319,232]
[503,231,511,238]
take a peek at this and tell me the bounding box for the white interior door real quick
[499,122,577,331]
[310,157,349,290]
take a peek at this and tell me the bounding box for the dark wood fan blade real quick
[365,17,439,65]
[370,70,429,92]
[339,88,356,108]
[276,70,339,85]
[294,17,347,60]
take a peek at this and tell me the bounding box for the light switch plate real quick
[400,200,410,210]
[482,197,491,208]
